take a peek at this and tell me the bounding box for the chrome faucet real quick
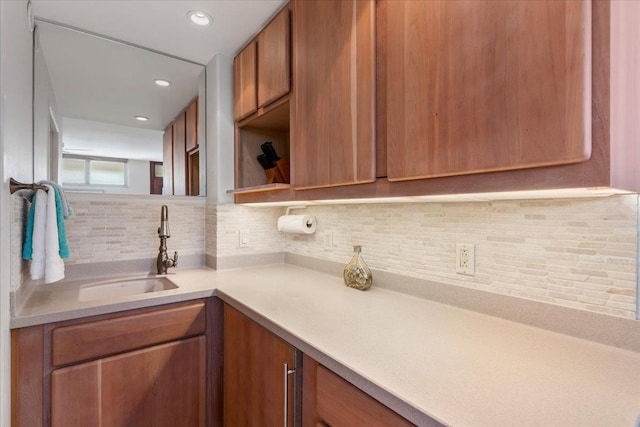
[157,205,178,274]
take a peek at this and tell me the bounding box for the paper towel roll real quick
[277,215,317,234]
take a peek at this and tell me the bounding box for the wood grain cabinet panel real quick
[162,127,173,195]
[223,305,297,426]
[12,300,215,427]
[51,336,206,427]
[258,8,290,108]
[52,302,206,366]
[383,0,591,181]
[173,112,187,195]
[303,355,414,427]
[234,42,258,121]
[292,0,376,189]
[186,99,198,152]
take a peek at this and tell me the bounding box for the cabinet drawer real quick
[52,302,206,366]
[315,364,414,427]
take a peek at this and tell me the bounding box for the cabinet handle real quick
[283,363,296,427]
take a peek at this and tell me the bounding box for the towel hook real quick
[9,178,48,194]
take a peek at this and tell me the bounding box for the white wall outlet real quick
[323,231,333,251]
[239,229,249,248]
[456,243,475,276]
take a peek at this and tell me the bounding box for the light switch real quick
[239,229,249,248]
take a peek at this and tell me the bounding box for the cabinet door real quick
[292,0,376,189]
[51,336,206,427]
[383,0,591,181]
[234,42,258,120]
[258,8,290,108]
[173,112,187,196]
[223,305,297,427]
[186,99,198,152]
[162,127,173,195]
[303,355,414,427]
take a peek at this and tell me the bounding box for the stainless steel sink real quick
[78,277,177,301]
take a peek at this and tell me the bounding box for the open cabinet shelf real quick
[227,183,291,195]
[233,98,291,196]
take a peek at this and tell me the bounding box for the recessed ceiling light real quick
[187,10,213,26]
[135,116,149,121]
[154,79,172,87]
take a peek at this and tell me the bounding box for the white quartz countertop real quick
[12,264,640,426]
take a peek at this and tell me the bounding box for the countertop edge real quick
[216,289,446,427]
[10,288,216,329]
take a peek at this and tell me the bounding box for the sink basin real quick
[78,277,178,302]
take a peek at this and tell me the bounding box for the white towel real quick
[29,187,65,283]
[29,189,47,280]
[43,184,65,283]
[39,180,73,218]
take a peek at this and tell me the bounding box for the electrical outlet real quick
[323,231,333,251]
[456,243,475,276]
[239,230,249,248]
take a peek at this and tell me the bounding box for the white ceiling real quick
[31,0,285,161]
[32,0,287,64]
[63,118,164,162]
[37,20,203,131]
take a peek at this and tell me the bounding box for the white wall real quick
[0,0,32,424]
[128,159,150,194]
[206,54,234,204]
[33,26,62,182]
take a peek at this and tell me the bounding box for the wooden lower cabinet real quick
[223,304,298,426]
[12,300,216,427]
[51,336,206,427]
[303,355,414,427]
[223,305,415,427]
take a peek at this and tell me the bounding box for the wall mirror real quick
[33,20,206,196]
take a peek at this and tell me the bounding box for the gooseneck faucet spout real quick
[159,205,170,238]
[157,205,178,274]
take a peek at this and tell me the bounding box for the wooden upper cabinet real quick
[186,99,198,152]
[292,0,376,189]
[258,8,291,108]
[173,112,187,196]
[382,0,592,182]
[234,42,258,121]
[162,127,174,195]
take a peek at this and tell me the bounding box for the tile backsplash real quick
[209,203,284,260]
[11,196,29,291]
[12,192,639,319]
[10,195,206,290]
[64,196,206,265]
[213,195,639,319]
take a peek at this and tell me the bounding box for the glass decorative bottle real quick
[343,245,373,291]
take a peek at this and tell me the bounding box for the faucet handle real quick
[172,251,178,267]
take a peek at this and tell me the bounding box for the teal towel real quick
[50,186,71,259]
[22,192,36,260]
[39,180,73,218]
[22,187,71,260]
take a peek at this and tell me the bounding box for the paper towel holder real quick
[278,205,316,233]
[284,205,307,216]
[284,205,314,227]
